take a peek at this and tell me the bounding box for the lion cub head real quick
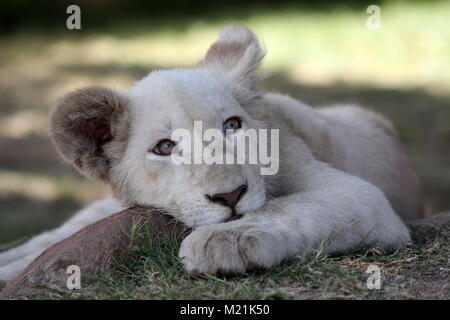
[49,26,270,226]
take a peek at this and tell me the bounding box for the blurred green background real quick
[0,0,449,246]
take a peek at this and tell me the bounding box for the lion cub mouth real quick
[225,214,243,223]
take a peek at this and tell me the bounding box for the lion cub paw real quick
[178,225,280,275]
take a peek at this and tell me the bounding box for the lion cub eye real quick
[151,139,176,156]
[223,117,242,134]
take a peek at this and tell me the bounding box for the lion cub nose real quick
[207,184,247,209]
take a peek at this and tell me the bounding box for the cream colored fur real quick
[0,26,422,281]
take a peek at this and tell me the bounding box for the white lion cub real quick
[0,26,422,280]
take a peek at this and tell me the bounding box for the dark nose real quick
[207,184,247,209]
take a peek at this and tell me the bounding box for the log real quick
[0,207,189,299]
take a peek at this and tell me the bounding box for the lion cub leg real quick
[179,163,411,274]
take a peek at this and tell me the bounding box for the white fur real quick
[0,26,421,281]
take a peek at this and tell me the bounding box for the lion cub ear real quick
[202,25,265,87]
[48,87,130,181]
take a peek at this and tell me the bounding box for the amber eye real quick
[152,139,176,156]
[223,117,242,134]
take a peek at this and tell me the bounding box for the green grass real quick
[22,219,449,300]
